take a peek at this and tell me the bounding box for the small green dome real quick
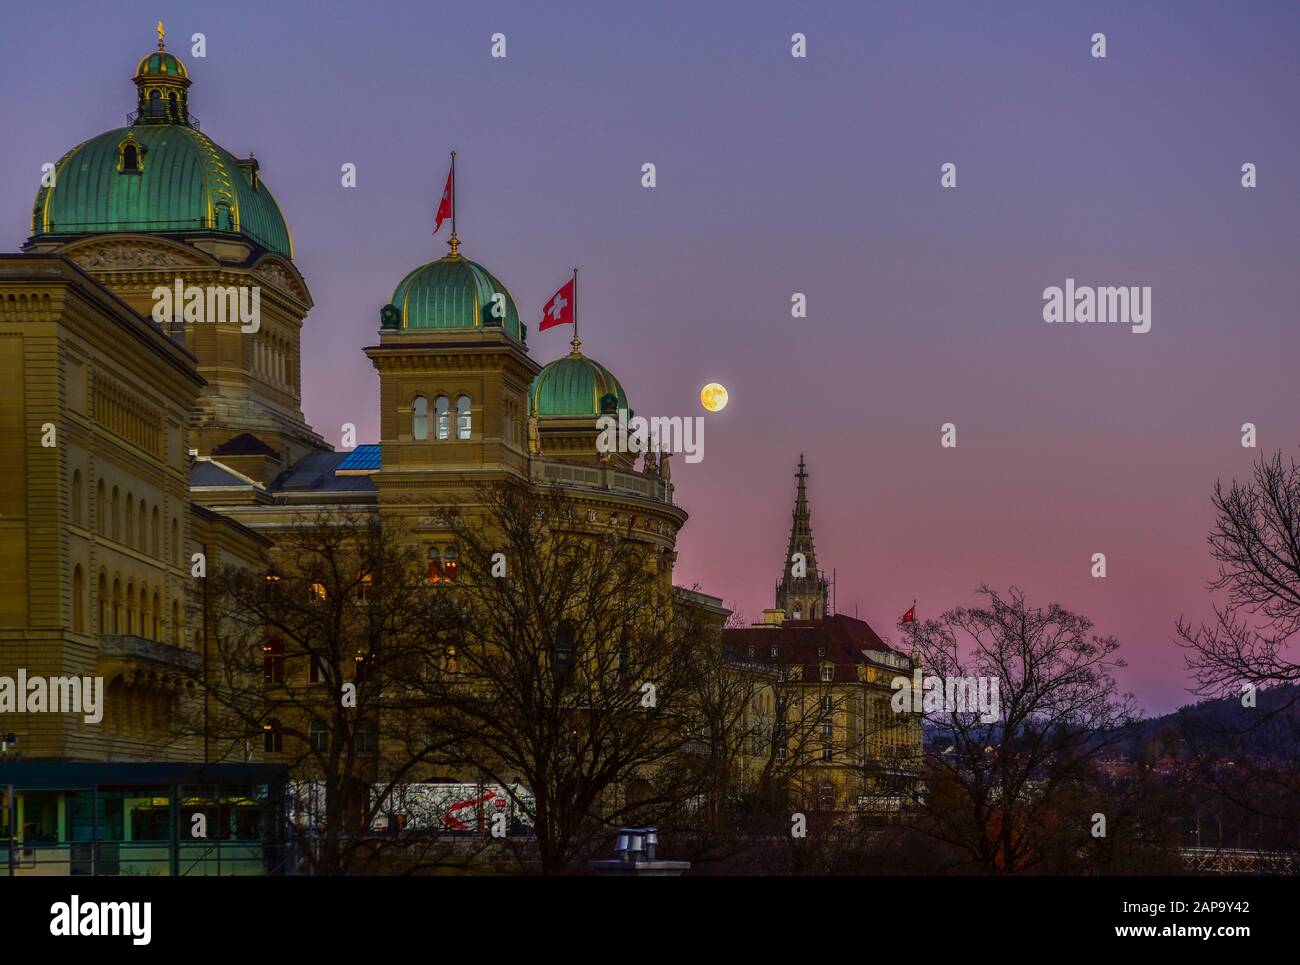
[530,351,630,419]
[135,51,188,80]
[381,255,524,342]
[31,125,293,257]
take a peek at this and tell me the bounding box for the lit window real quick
[411,395,428,440]
[264,638,286,684]
[821,663,834,682]
[821,721,833,738]
[426,547,442,583]
[821,695,833,713]
[309,582,327,602]
[357,573,373,601]
[444,645,459,674]
[443,546,458,582]
[434,395,450,440]
[263,719,282,753]
[456,395,471,440]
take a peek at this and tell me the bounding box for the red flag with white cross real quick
[540,277,575,331]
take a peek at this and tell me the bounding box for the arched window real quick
[72,566,85,632]
[138,585,148,637]
[171,599,180,645]
[411,395,429,440]
[72,470,83,526]
[443,546,458,583]
[456,395,472,440]
[263,719,283,754]
[171,518,179,565]
[121,143,139,171]
[426,547,442,583]
[151,592,160,640]
[444,644,459,674]
[792,605,803,620]
[137,500,148,550]
[357,573,373,602]
[111,487,120,541]
[148,89,162,116]
[356,719,377,754]
[308,582,327,602]
[434,395,450,440]
[151,507,160,557]
[310,718,329,753]
[264,638,285,684]
[97,480,106,535]
[97,571,108,632]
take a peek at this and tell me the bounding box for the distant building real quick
[723,457,922,812]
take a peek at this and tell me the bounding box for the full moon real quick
[700,382,728,413]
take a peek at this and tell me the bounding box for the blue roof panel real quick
[336,444,380,471]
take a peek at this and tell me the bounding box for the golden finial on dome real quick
[157,20,165,51]
[569,333,582,357]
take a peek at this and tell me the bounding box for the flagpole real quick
[571,266,580,355]
[449,150,457,253]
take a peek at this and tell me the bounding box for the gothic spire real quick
[776,453,829,620]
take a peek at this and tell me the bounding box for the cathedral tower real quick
[775,454,830,620]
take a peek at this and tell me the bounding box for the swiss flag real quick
[540,278,575,331]
[900,604,916,624]
[433,164,454,234]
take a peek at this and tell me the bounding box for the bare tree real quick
[416,485,715,874]
[900,586,1138,873]
[1179,450,1300,693]
[1176,450,1300,830]
[193,509,467,875]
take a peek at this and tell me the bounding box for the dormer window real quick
[116,135,144,174]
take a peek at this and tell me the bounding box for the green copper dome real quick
[32,126,293,257]
[530,351,630,419]
[135,50,188,79]
[27,30,292,258]
[382,254,524,342]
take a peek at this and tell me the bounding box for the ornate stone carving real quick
[252,260,305,299]
[75,244,187,270]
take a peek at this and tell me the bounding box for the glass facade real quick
[0,763,286,876]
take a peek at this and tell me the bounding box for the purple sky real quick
[4,1,1299,715]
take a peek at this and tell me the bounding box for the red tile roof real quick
[723,614,904,683]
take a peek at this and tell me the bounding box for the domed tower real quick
[364,231,540,488]
[528,334,633,467]
[24,24,327,475]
